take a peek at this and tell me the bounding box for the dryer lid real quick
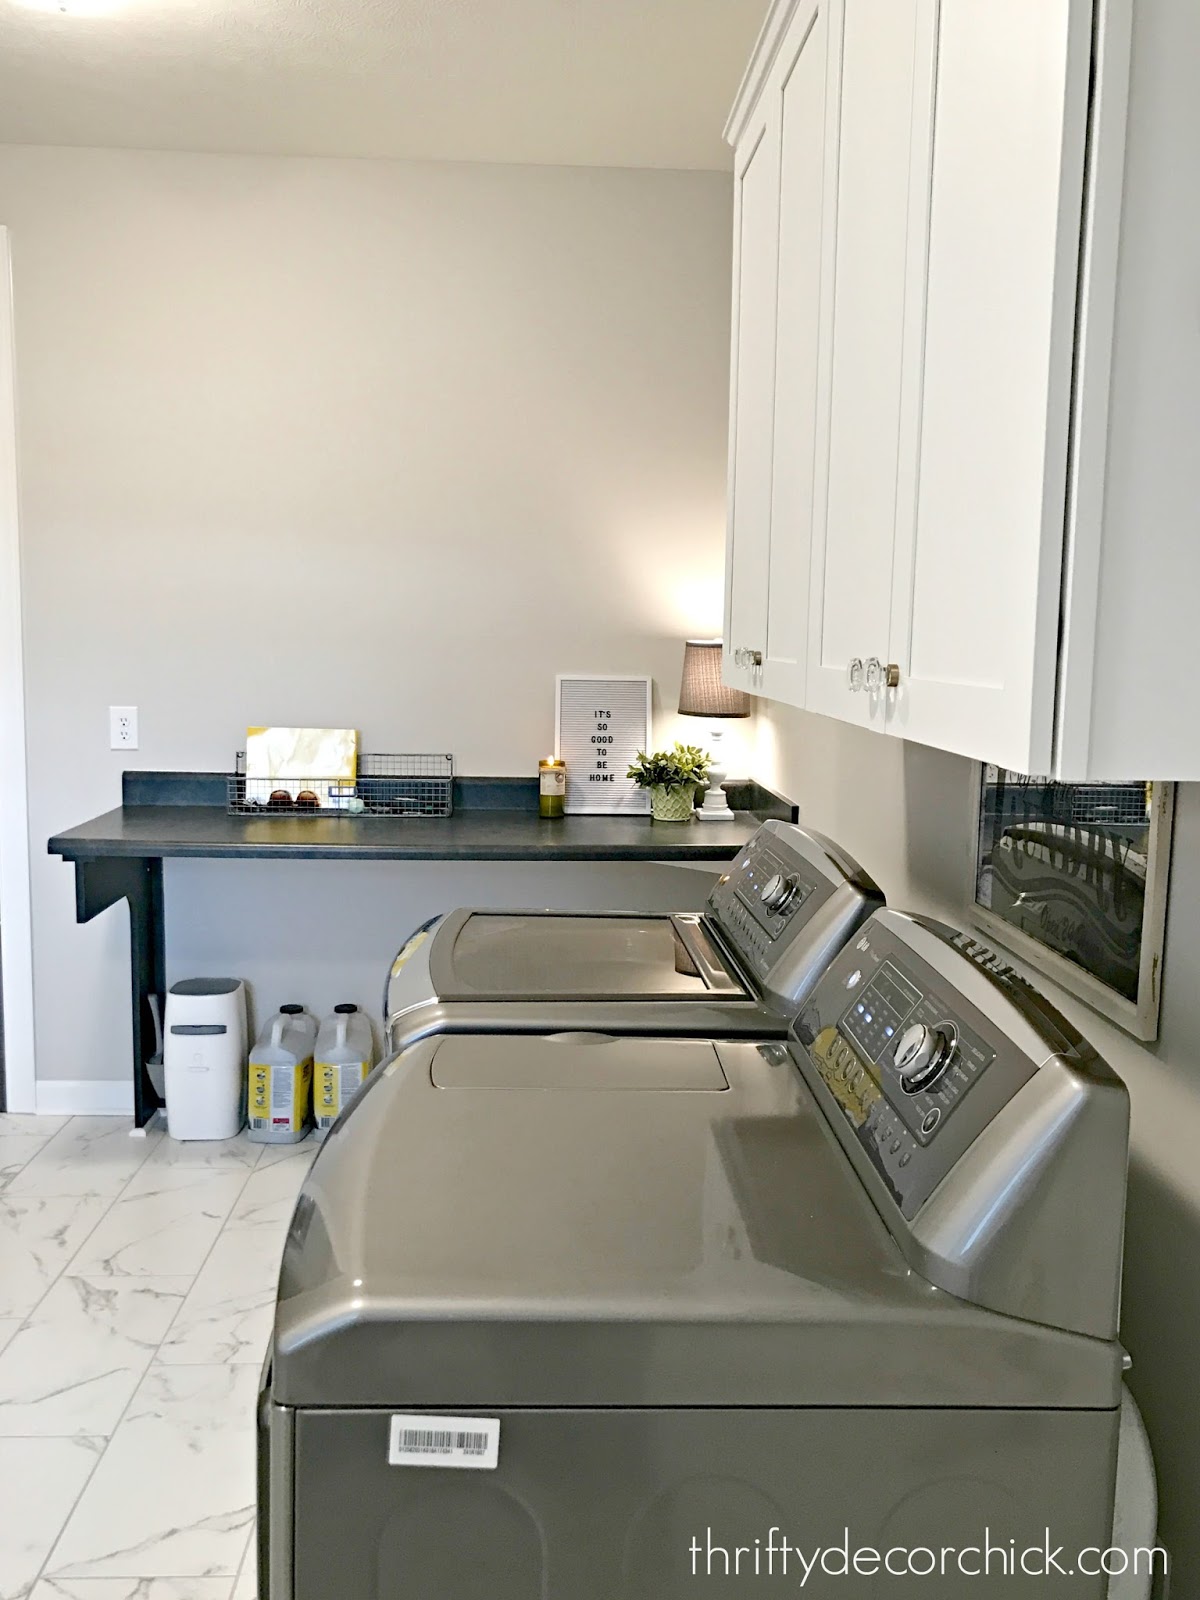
[272,1033,1120,1412]
[430,1033,729,1090]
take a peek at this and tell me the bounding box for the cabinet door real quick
[758,0,833,708]
[805,0,934,729]
[723,102,782,696]
[887,0,1094,771]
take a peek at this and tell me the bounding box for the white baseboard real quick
[36,1079,135,1117]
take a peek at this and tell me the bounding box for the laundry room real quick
[0,1,1197,1597]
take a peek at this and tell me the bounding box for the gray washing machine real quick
[382,820,882,1052]
[260,908,1134,1598]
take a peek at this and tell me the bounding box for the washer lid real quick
[272,1034,1120,1411]
[434,911,748,1001]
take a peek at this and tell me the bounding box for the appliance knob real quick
[761,873,788,910]
[894,1023,955,1093]
[776,874,802,914]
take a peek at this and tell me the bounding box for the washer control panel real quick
[733,845,816,929]
[709,831,828,982]
[794,916,1033,1220]
[708,822,881,995]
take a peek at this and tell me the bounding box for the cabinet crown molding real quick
[724,0,807,148]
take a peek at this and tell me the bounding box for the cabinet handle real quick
[749,649,763,669]
[865,657,883,692]
[847,658,864,693]
[885,663,900,689]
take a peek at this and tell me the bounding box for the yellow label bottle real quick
[314,1004,376,1139]
[248,1005,317,1144]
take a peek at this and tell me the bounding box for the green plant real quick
[626,742,712,792]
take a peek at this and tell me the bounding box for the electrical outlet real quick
[109,706,139,750]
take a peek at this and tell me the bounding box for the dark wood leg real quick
[75,855,166,1128]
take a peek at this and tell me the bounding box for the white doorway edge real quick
[0,226,37,1113]
[35,1080,133,1118]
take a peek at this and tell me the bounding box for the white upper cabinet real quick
[724,0,833,705]
[725,0,1200,779]
[759,0,834,708]
[723,99,780,697]
[805,0,936,732]
[888,0,1094,773]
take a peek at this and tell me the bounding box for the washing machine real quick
[260,908,1143,1598]
[382,820,883,1052]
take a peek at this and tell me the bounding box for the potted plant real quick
[627,743,712,822]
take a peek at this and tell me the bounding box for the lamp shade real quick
[678,639,752,718]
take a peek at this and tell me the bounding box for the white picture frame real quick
[968,764,1175,1042]
[555,675,652,815]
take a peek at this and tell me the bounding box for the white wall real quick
[757,700,1200,1596]
[0,145,738,1090]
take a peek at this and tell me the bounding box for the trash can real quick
[164,978,248,1140]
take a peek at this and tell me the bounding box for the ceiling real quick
[0,0,769,170]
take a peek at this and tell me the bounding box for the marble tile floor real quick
[0,1112,316,1600]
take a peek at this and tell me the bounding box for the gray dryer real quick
[260,909,1135,1598]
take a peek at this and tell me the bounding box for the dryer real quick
[382,820,882,1052]
[261,909,1137,1598]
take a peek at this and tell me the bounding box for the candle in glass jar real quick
[539,757,566,819]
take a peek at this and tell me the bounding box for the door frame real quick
[0,226,37,1113]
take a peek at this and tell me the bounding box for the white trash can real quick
[164,978,248,1141]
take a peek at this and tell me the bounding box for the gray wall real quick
[0,145,741,1088]
[758,700,1200,1597]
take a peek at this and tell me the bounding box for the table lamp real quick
[678,639,752,820]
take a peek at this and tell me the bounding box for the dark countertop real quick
[48,803,759,863]
[48,773,796,865]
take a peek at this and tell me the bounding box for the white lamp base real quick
[695,725,733,820]
[695,789,732,819]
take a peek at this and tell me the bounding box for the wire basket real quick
[984,773,1150,831]
[228,753,454,819]
[1051,783,1149,829]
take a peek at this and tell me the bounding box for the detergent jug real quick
[248,1004,317,1144]
[314,1004,376,1138]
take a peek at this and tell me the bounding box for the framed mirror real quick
[970,767,1175,1040]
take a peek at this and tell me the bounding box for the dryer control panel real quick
[707,821,880,989]
[802,939,1012,1221]
[793,910,1104,1220]
[790,907,1130,1341]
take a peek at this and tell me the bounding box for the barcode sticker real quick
[388,1413,500,1470]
